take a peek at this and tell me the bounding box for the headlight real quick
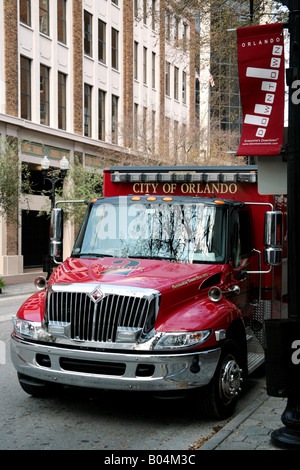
[13,317,53,342]
[152,330,212,350]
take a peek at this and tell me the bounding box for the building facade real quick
[0,0,195,276]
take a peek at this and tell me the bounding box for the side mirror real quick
[264,211,283,266]
[264,211,283,247]
[50,208,63,261]
[263,247,282,266]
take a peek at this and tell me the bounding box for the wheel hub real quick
[221,359,243,400]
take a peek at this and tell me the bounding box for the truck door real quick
[230,208,254,318]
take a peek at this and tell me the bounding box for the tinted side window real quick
[239,210,253,257]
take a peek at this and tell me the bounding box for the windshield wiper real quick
[74,252,114,258]
[128,255,176,261]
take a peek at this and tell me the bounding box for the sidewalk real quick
[200,391,287,450]
[1,270,46,297]
[0,271,294,451]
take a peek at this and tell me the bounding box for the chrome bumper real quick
[10,334,220,392]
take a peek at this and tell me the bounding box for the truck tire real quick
[196,339,244,419]
[17,373,59,398]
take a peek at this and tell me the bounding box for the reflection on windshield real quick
[73,200,226,264]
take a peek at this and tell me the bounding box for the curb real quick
[199,388,269,450]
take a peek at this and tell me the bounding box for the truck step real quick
[247,352,265,374]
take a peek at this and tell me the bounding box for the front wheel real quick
[196,340,244,419]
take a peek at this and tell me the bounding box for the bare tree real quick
[120,1,276,167]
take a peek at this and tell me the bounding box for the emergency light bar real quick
[111,171,257,184]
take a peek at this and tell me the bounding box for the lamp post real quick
[41,155,69,209]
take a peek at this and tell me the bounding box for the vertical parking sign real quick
[236,23,285,156]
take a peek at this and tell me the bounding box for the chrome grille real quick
[46,284,159,343]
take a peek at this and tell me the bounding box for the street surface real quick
[0,294,266,451]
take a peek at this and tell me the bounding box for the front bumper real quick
[10,334,221,392]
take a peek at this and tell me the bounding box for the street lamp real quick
[41,155,69,209]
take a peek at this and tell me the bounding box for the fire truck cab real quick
[10,166,287,419]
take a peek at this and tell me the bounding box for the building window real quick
[143,107,147,149]
[182,71,186,104]
[58,72,66,130]
[134,41,138,80]
[57,0,67,44]
[143,0,147,24]
[40,65,50,125]
[182,72,186,103]
[152,0,156,31]
[21,56,31,120]
[111,28,119,70]
[134,103,138,146]
[112,0,118,5]
[20,0,31,26]
[165,61,170,96]
[165,11,171,41]
[152,110,156,152]
[84,10,92,57]
[174,17,179,41]
[98,89,106,141]
[98,19,106,63]
[111,94,118,144]
[134,0,138,18]
[152,52,156,88]
[174,66,179,100]
[143,47,147,84]
[183,23,188,49]
[84,84,92,137]
[39,0,49,35]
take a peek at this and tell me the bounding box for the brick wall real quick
[3,0,18,117]
[123,1,133,147]
[73,0,83,135]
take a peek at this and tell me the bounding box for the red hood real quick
[49,257,224,299]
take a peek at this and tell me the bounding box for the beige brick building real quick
[0,0,196,276]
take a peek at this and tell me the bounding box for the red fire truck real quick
[10,165,287,419]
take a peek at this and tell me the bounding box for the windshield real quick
[72,198,227,264]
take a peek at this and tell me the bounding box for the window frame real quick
[40,64,50,125]
[98,19,106,63]
[165,61,170,97]
[20,56,31,121]
[84,10,93,57]
[111,28,119,70]
[39,0,49,35]
[19,0,31,26]
[98,89,106,141]
[57,0,67,44]
[84,83,92,137]
[58,71,67,130]
[111,94,119,144]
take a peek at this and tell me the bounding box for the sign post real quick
[236,1,300,449]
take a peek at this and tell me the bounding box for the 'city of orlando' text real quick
[132,182,238,195]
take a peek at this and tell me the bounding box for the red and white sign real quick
[236,23,285,156]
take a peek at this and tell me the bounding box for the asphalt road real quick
[0,294,266,451]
